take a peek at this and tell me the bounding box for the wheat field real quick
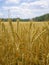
[0,20,49,65]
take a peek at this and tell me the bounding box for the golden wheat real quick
[0,20,49,65]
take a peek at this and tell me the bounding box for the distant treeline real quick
[0,18,30,22]
[33,13,49,21]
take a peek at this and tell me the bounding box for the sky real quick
[0,0,49,19]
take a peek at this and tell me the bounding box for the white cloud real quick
[0,12,3,18]
[5,0,21,4]
[2,6,33,18]
[33,0,49,8]
[20,0,49,9]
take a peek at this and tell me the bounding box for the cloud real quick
[2,5,48,19]
[2,6,33,19]
[20,0,49,9]
[5,0,21,4]
[33,0,49,8]
[0,12,3,18]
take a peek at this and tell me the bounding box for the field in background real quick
[0,20,49,65]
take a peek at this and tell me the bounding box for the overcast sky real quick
[0,0,49,19]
